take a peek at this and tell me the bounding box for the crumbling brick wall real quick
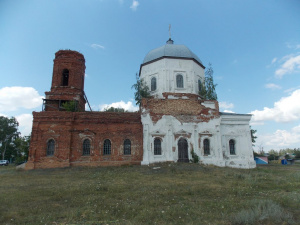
[141,93,219,124]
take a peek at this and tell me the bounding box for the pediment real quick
[150,129,166,136]
[174,129,191,136]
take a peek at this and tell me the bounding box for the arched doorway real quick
[178,138,189,162]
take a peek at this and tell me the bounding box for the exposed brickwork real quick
[141,95,219,124]
[51,50,85,90]
[45,50,86,111]
[26,111,143,169]
[162,92,201,100]
[26,50,145,170]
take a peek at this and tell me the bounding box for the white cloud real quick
[256,125,300,150]
[0,87,43,112]
[219,101,234,109]
[251,89,300,123]
[130,0,139,11]
[250,121,265,126]
[265,83,281,90]
[91,44,105,49]
[275,54,300,78]
[99,100,138,112]
[285,42,300,50]
[271,58,277,64]
[284,86,300,94]
[16,114,33,136]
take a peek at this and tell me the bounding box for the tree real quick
[199,63,218,100]
[268,149,279,161]
[250,127,257,146]
[13,135,31,164]
[0,116,20,160]
[104,107,126,112]
[132,73,151,106]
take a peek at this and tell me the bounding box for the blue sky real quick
[1,0,300,152]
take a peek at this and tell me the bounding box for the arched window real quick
[176,74,184,88]
[103,139,111,155]
[47,139,55,156]
[154,138,161,155]
[229,139,235,155]
[83,139,90,155]
[198,79,202,92]
[124,139,131,155]
[151,77,157,91]
[204,139,210,155]
[62,69,69,86]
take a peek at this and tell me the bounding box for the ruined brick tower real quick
[43,50,86,111]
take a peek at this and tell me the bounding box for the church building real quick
[25,39,256,170]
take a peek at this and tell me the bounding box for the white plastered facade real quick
[140,58,205,98]
[139,48,256,169]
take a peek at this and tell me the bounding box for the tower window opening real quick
[62,69,69,86]
[176,74,184,88]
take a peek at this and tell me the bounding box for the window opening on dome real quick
[151,77,157,91]
[198,79,202,92]
[176,74,184,88]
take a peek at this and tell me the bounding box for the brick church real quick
[25,39,256,170]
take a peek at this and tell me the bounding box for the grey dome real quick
[143,40,203,66]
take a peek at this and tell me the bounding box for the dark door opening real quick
[178,138,189,162]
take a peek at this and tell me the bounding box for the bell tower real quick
[43,50,86,111]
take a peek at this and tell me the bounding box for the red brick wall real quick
[26,111,143,169]
[51,50,85,90]
[45,50,86,112]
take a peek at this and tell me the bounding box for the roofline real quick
[139,56,205,76]
[219,112,253,116]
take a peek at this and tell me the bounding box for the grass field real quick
[0,163,299,225]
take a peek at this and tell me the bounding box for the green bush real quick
[190,149,199,163]
[62,100,79,112]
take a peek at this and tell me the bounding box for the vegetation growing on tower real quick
[132,73,151,106]
[199,63,218,101]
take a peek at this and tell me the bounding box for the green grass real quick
[0,163,299,224]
